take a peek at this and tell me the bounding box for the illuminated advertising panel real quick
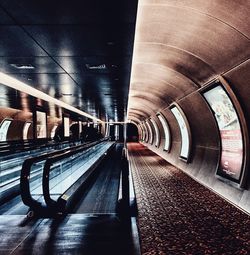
[157,114,171,151]
[150,118,160,147]
[36,111,47,138]
[79,121,82,135]
[105,123,110,137]
[0,119,12,141]
[23,122,31,140]
[142,122,148,142]
[50,125,58,139]
[145,121,153,144]
[203,85,243,182]
[64,117,70,137]
[171,106,190,160]
[115,125,119,141]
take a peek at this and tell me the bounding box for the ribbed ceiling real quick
[128,0,250,123]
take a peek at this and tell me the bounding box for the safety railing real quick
[20,138,111,216]
[0,139,83,205]
[43,140,114,214]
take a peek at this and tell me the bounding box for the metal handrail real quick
[42,138,110,214]
[20,139,104,215]
[0,139,71,156]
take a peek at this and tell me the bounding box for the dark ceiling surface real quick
[0,0,138,121]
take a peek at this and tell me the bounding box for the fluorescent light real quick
[10,64,35,69]
[85,64,106,70]
[0,72,102,122]
[102,121,128,124]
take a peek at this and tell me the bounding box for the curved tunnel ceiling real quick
[128,0,250,121]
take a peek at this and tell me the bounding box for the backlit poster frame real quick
[150,118,160,147]
[201,77,248,187]
[142,122,149,143]
[79,121,82,136]
[157,113,171,152]
[0,118,12,142]
[50,125,58,139]
[115,124,119,141]
[105,122,110,137]
[63,116,70,138]
[145,121,153,144]
[170,103,192,162]
[23,122,32,140]
[35,110,47,139]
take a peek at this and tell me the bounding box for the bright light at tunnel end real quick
[0,72,102,122]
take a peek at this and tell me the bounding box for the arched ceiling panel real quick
[128,0,250,122]
[129,108,150,121]
[132,73,187,96]
[131,80,179,102]
[130,89,169,106]
[141,0,250,38]
[130,119,140,126]
[129,96,158,115]
[132,63,198,91]
[133,43,216,85]
[129,114,144,123]
[136,6,249,71]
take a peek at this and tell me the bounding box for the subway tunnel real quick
[0,0,249,254]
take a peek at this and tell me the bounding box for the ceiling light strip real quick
[102,121,128,124]
[0,72,102,122]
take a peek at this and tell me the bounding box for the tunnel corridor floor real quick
[0,214,139,255]
[128,142,250,255]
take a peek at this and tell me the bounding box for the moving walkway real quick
[0,139,132,219]
[0,139,81,204]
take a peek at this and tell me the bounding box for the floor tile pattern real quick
[128,143,250,255]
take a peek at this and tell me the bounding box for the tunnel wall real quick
[141,59,250,214]
[0,107,62,141]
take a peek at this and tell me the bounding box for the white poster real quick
[50,125,58,139]
[0,119,12,141]
[145,121,153,144]
[150,119,160,147]
[36,111,47,138]
[64,117,70,137]
[79,121,82,135]
[171,106,190,159]
[157,114,171,151]
[23,122,31,140]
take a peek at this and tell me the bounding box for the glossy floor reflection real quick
[0,214,140,255]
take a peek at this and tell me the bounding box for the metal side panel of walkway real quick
[127,142,250,255]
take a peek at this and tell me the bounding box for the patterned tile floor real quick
[128,143,250,255]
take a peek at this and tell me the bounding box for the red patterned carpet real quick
[128,143,250,255]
